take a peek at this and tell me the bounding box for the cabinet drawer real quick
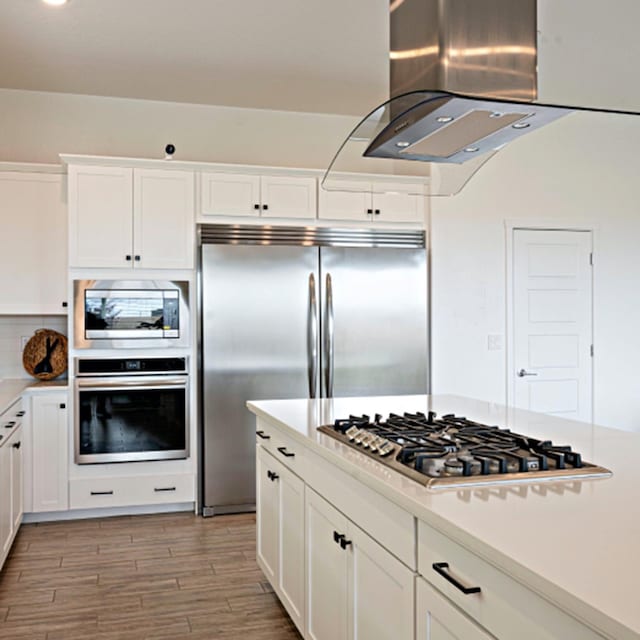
[256,419,304,475]
[418,521,604,640]
[70,474,195,509]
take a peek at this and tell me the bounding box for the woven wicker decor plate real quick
[22,329,68,380]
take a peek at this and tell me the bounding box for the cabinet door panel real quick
[69,165,133,268]
[417,577,492,640]
[318,183,371,222]
[0,172,67,314]
[372,186,424,224]
[200,172,260,217]
[349,522,414,640]
[133,169,195,269]
[32,394,68,513]
[261,176,316,219]
[256,446,279,583]
[306,488,349,640]
[0,443,11,558]
[10,428,23,532]
[278,465,305,631]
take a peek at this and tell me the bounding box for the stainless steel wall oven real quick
[74,357,189,464]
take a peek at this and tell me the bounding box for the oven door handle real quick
[76,377,188,389]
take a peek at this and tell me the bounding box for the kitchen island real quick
[248,394,640,640]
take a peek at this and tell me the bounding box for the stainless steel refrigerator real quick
[199,224,428,516]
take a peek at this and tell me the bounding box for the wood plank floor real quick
[0,512,301,640]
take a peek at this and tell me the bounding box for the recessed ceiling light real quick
[463,147,479,153]
[43,0,68,6]
[512,122,531,129]
[395,141,410,148]
[436,116,454,123]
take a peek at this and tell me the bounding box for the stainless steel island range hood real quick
[322,0,638,196]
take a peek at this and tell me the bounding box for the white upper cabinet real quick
[69,164,195,269]
[133,169,195,269]
[319,180,425,224]
[200,172,316,220]
[0,171,68,314]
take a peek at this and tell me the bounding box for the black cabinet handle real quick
[256,430,271,440]
[366,208,373,215]
[432,562,481,595]
[339,537,352,550]
[267,470,279,482]
[126,255,132,261]
[15,411,25,417]
[4,421,15,428]
[333,531,345,544]
[62,301,68,308]
[262,204,269,211]
[277,446,295,458]
[59,403,66,409]
[254,203,260,210]
[12,441,21,449]
[134,255,141,261]
[154,487,176,492]
[374,209,381,215]
[90,490,114,496]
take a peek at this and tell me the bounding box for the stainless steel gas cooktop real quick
[317,411,612,489]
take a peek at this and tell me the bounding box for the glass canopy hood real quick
[321,90,640,197]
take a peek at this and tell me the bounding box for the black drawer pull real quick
[432,562,481,595]
[62,301,68,308]
[333,530,344,544]
[126,255,132,261]
[90,490,114,496]
[15,411,25,417]
[254,203,260,210]
[256,430,271,440]
[59,403,66,409]
[339,537,352,550]
[5,421,15,428]
[154,487,176,492]
[267,470,279,482]
[277,446,295,458]
[12,441,21,449]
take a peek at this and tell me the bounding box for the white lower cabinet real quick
[28,392,69,513]
[417,576,491,640]
[0,425,23,568]
[257,446,305,633]
[306,488,414,640]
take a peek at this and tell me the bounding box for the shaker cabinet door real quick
[200,172,261,217]
[68,165,134,268]
[256,446,279,584]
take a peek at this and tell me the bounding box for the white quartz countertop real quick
[247,394,640,640]
[0,378,68,415]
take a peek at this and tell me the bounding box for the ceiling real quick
[0,0,390,116]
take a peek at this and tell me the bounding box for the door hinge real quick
[590,344,594,357]
[589,252,593,266]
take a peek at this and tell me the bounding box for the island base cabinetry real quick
[306,488,414,640]
[256,445,305,634]
[417,577,492,640]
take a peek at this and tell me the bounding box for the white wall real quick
[0,88,360,168]
[431,0,640,431]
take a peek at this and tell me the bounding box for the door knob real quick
[517,369,538,377]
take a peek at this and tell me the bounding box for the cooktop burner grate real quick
[318,411,612,488]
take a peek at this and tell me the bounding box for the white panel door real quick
[349,521,414,640]
[68,165,133,268]
[513,229,593,421]
[133,168,195,269]
[0,442,11,558]
[318,182,372,222]
[9,427,23,533]
[261,175,317,219]
[200,172,261,217]
[306,488,349,640]
[278,462,305,632]
[256,446,278,584]
[372,184,424,224]
[31,393,68,512]
[416,577,492,640]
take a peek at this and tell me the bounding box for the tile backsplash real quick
[0,315,68,379]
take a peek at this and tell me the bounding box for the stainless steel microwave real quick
[73,280,190,349]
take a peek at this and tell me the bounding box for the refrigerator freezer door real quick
[320,247,428,397]
[201,244,318,513]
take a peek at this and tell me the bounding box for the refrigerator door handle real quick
[307,273,318,398]
[325,273,334,397]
